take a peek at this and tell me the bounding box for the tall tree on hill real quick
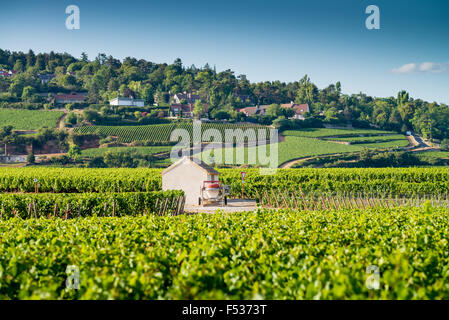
[295,75,318,105]
[26,49,36,69]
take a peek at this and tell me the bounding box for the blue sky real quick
[1,0,448,103]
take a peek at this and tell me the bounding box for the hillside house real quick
[39,74,55,84]
[238,106,258,117]
[238,102,309,119]
[53,92,87,104]
[170,103,193,118]
[0,69,15,77]
[162,157,220,205]
[281,102,310,120]
[172,91,200,104]
[109,96,145,107]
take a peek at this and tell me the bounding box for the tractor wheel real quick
[198,197,202,206]
[224,196,228,206]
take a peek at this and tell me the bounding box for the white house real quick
[161,157,220,205]
[109,96,145,107]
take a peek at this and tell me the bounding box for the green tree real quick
[193,100,204,118]
[266,104,282,117]
[21,86,35,101]
[67,145,81,159]
[27,152,35,164]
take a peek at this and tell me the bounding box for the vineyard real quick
[0,108,64,130]
[74,122,271,143]
[0,191,185,219]
[0,167,448,299]
[1,167,449,196]
[1,207,448,299]
[80,146,172,158]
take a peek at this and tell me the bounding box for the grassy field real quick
[283,128,394,138]
[324,134,407,143]
[81,146,172,158]
[0,109,64,130]
[416,151,449,160]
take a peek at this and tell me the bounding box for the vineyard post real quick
[175,196,183,215]
[313,193,318,211]
[279,188,288,208]
[155,198,159,215]
[34,178,39,194]
[255,189,261,207]
[292,191,299,210]
[264,190,270,207]
[299,187,308,211]
[241,171,246,199]
[320,194,327,210]
[112,199,116,217]
[271,189,279,208]
[65,203,70,219]
[28,203,32,218]
[53,203,58,218]
[181,195,186,214]
[161,198,168,216]
[33,201,37,219]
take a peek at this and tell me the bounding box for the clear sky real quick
[1,0,448,103]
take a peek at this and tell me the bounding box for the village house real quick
[53,92,87,104]
[109,96,145,107]
[162,156,220,205]
[170,103,194,118]
[237,106,259,117]
[172,91,200,104]
[0,69,15,77]
[170,102,208,118]
[281,102,310,120]
[38,74,55,84]
[238,102,309,119]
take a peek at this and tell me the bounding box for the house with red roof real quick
[53,92,87,104]
[237,106,259,117]
[281,102,310,120]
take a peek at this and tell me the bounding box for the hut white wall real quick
[162,160,208,205]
